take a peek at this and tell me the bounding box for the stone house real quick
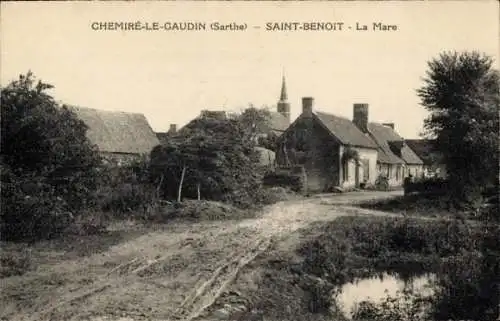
[275,97,379,192]
[275,96,425,191]
[366,121,424,186]
[68,106,160,166]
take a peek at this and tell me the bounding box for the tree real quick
[1,72,102,240]
[150,115,262,206]
[258,131,280,151]
[417,51,500,321]
[230,105,273,143]
[417,51,500,208]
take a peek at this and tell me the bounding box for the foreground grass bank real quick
[231,214,498,321]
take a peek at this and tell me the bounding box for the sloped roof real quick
[405,139,443,165]
[68,106,160,154]
[400,144,424,165]
[368,123,423,165]
[314,111,378,149]
[267,112,290,132]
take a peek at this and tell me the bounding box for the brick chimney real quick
[169,124,177,134]
[353,103,369,133]
[382,123,395,130]
[302,97,314,117]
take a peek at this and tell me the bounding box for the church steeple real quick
[279,75,288,102]
[277,72,291,124]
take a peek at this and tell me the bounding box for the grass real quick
[0,187,296,301]
[235,214,488,321]
[356,194,461,218]
[0,225,148,278]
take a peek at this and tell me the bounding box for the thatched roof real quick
[68,106,160,155]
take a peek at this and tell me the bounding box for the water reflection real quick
[336,272,435,319]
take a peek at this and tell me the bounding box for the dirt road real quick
[2,191,402,321]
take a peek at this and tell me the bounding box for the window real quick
[396,165,401,180]
[387,164,392,179]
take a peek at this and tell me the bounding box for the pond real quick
[335,272,436,319]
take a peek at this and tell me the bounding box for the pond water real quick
[335,272,436,319]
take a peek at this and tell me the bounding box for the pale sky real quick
[1,1,498,139]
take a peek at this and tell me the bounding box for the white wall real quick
[378,163,405,187]
[340,146,378,188]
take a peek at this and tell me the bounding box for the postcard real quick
[1,1,499,321]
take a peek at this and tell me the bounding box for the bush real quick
[150,117,263,205]
[97,161,159,215]
[1,73,102,241]
[351,289,431,321]
[403,177,449,196]
[263,171,304,192]
[1,166,75,241]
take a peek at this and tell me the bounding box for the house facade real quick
[275,97,379,192]
[405,139,447,178]
[274,93,425,191]
[366,121,424,186]
[68,106,160,166]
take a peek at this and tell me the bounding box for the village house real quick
[275,97,380,192]
[405,139,447,178]
[275,96,424,192]
[366,121,424,186]
[68,106,160,166]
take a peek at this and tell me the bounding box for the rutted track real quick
[2,191,402,321]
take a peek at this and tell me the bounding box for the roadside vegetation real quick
[352,50,499,321]
[233,211,498,321]
[0,72,296,279]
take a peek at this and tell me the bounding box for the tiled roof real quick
[314,111,378,149]
[368,123,423,165]
[68,106,160,155]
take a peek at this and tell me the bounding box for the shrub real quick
[263,171,304,192]
[1,73,102,241]
[96,159,160,217]
[1,166,75,241]
[150,117,263,205]
[351,289,431,321]
[403,177,449,196]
